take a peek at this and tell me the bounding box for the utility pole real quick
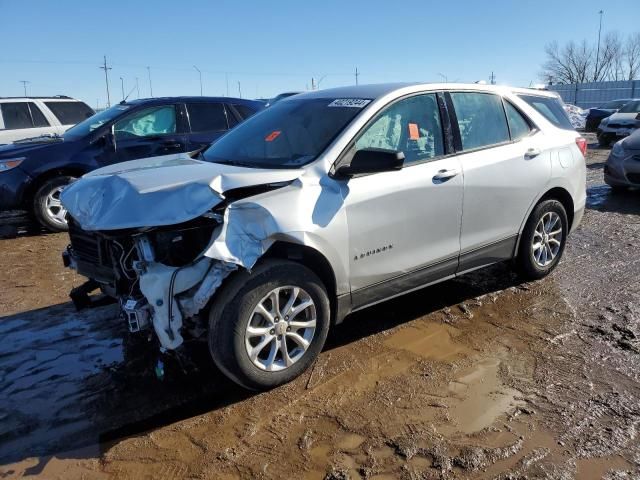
[99,55,112,107]
[437,73,448,83]
[225,73,229,97]
[135,77,140,98]
[237,81,242,98]
[311,77,316,90]
[355,67,359,86]
[489,71,496,85]
[120,77,125,101]
[19,80,30,96]
[193,65,203,96]
[147,66,153,97]
[595,10,604,81]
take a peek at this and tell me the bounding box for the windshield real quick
[601,100,629,110]
[618,100,640,113]
[202,97,370,168]
[63,104,131,139]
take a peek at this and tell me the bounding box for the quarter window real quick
[1,103,35,129]
[504,102,531,140]
[450,92,510,150]
[186,103,228,132]
[233,103,257,120]
[518,94,574,131]
[114,105,177,139]
[355,94,444,165]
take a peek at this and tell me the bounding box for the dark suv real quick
[0,96,263,231]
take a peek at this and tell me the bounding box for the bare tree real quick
[625,33,640,81]
[541,31,640,84]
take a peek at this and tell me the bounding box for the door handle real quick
[525,147,541,159]
[433,168,460,181]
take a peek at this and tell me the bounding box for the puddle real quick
[384,322,470,361]
[441,357,524,435]
[336,433,365,450]
[575,455,633,480]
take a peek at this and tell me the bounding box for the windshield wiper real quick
[13,133,63,144]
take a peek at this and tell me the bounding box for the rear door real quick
[0,101,54,143]
[447,91,551,272]
[184,102,233,152]
[341,93,464,308]
[109,104,187,163]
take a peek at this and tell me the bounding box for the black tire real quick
[598,136,611,148]
[609,185,627,194]
[208,259,330,390]
[33,176,75,232]
[516,200,568,281]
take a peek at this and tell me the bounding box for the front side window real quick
[202,97,367,169]
[450,92,510,150]
[518,94,574,131]
[114,105,176,139]
[1,103,33,129]
[187,103,227,132]
[504,101,531,140]
[45,101,94,125]
[355,94,444,164]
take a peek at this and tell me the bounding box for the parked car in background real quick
[0,96,262,231]
[60,83,586,390]
[586,98,638,132]
[265,92,301,107]
[0,96,94,145]
[604,128,640,191]
[597,100,640,147]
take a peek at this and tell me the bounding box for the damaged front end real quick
[64,212,236,350]
[60,154,303,353]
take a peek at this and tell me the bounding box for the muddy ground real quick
[1,135,639,479]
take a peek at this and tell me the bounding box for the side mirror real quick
[336,148,405,177]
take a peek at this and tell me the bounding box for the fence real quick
[548,80,640,109]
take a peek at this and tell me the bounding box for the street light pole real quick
[437,73,448,83]
[135,77,140,98]
[147,66,153,97]
[193,65,203,96]
[595,10,604,81]
[120,77,125,101]
[237,81,242,99]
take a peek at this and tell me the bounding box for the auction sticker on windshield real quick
[328,99,372,108]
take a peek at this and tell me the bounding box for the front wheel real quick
[208,260,330,390]
[33,176,75,232]
[516,200,568,280]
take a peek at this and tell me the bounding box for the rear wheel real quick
[208,260,330,390]
[33,176,75,232]
[517,200,568,280]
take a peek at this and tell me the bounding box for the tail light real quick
[575,137,587,157]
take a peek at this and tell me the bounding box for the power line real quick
[99,55,112,107]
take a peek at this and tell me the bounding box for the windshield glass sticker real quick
[328,99,372,108]
[265,130,282,142]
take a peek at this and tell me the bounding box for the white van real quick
[0,96,94,144]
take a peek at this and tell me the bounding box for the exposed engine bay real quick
[64,212,237,351]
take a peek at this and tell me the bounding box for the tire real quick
[208,259,330,390]
[598,135,611,148]
[516,199,568,281]
[33,176,75,232]
[608,185,627,194]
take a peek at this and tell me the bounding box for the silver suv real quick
[62,83,586,390]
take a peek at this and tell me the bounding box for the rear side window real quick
[450,92,510,150]
[504,102,531,140]
[233,103,257,120]
[518,94,574,130]
[45,101,94,125]
[1,102,51,129]
[187,103,228,132]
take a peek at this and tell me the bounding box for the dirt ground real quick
[1,135,640,479]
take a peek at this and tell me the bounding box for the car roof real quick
[285,83,559,102]
[122,96,262,107]
[0,96,78,101]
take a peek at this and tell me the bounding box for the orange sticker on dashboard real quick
[408,123,419,140]
[265,130,281,142]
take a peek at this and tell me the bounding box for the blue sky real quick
[1,0,639,108]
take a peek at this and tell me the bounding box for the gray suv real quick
[62,83,586,390]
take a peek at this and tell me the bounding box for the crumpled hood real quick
[61,153,303,230]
